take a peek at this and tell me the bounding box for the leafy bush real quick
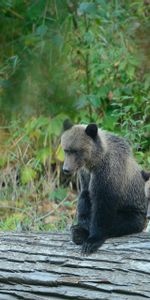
[0,115,77,231]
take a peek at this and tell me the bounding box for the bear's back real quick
[96,131,146,212]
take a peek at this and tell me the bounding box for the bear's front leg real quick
[81,188,106,254]
[81,175,116,255]
[82,234,105,255]
[71,169,91,246]
[71,224,89,245]
[71,190,91,245]
[81,201,106,255]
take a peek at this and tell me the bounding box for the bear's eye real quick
[64,149,78,155]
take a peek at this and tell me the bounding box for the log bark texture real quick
[0,231,150,300]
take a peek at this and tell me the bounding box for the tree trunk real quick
[0,231,150,299]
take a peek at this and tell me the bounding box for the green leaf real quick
[36,148,51,165]
[48,114,68,136]
[126,66,135,80]
[0,80,12,88]
[21,166,36,184]
[78,3,97,16]
[52,34,64,47]
[36,25,48,36]
[76,95,87,109]
[25,117,49,133]
[102,111,118,131]
[49,188,67,202]
[64,201,72,208]
[0,157,7,168]
[84,31,94,44]
[88,95,101,108]
[56,144,64,162]
[135,152,144,164]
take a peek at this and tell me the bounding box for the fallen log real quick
[0,231,150,300]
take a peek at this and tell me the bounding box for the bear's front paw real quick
[81,235,105,255]
[71,225,89,245]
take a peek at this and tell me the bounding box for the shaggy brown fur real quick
[61,122,148,255]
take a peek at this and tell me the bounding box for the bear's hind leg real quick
[108,210,146,238]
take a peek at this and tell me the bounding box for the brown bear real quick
[61,121,148,255]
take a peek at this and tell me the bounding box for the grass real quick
[0,126,77,231]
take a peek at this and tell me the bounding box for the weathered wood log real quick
[0,231,150,300]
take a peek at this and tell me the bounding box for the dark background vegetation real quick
[0,0,150,231]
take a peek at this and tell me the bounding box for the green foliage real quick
[4,114,66,181]
[69,0,150,160]
[21,166,36,185]
[0,1,77,117]
[49,188,67,202]
[0,214,22,231]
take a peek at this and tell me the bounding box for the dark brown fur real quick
[61,123,148,255]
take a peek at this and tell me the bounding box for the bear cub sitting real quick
[61,121,148,255]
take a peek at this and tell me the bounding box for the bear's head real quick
[61,121,100,175]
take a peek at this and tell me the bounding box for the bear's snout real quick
[63,166,72,175]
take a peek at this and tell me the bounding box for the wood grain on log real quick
[0,231,150,299]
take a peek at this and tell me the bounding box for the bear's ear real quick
[63,119,73,131]
[85,123,98,139]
